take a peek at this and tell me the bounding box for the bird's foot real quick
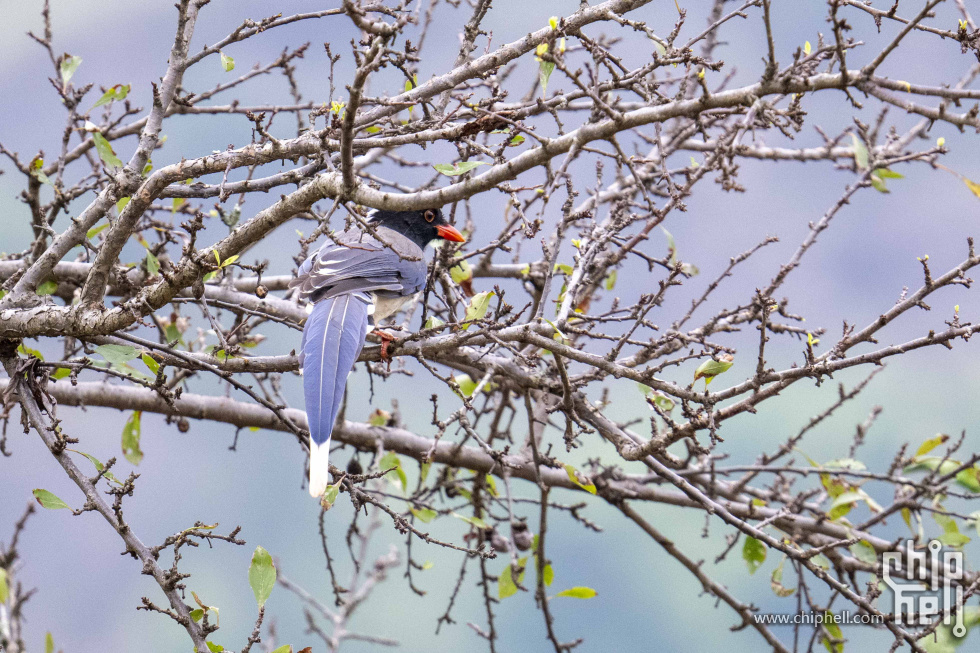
[371,329,397,367]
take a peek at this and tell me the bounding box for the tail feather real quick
[302,294,370,497]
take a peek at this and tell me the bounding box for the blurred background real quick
[2,1,979,651]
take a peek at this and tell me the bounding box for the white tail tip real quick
[309,438,331,498]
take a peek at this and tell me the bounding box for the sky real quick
[2,1,980,652]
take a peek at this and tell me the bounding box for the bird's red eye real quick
[424,210,435,223]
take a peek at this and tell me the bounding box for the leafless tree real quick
[3,1,980,651]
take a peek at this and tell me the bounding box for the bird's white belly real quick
[370,293,416,322]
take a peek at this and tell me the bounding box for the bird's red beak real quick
[436,224,466,243]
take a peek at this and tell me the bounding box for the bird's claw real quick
[371,329,397,367]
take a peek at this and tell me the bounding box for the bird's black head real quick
[367,208,466,249]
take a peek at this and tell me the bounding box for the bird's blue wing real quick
[302,293,371,497]
[293,226,427,497]
[290,228,427,301]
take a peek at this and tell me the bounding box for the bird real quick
[290,208,466,498]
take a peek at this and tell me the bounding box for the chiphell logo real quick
[882,539,967,636]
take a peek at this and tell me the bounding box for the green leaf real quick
[905,457,980,491]
[542,563,554,587]
[957,467,980,493]
[538,60,556,98]
[423,316,445,330]
[870,173,889,193]
[451,512,491,530]
[563,463,597,494]
[379,451,408,491]
[18,344,44,360]
[694,355,734,386]
[31,158,53,186]
[662,226,677,263]
[810,553,831,570]
[875,167,904,179]
[121,411,143,465]
[0,568,9,603]
[32,488,71,510]
[646,390,675,413]
[454,374,479,397]
[419,461,431,484]
[964,178,980,200]
[189,608,204,622]
[604,270,617,290]
[433,161,488,176]
[220,52,235,72]
[36,280,58,296]
[91,83,130,110]
[320,481,341,510]
[270,647,292,653]
[368,408,390,427]
[743,536,766,574]
[60,54,82,88]
[902,507,916,535]
[916,434,950,457]
[410,507,437,523]
[96,343,140,365]
[849,539,878,565]
[145,251,160,276]
[934,511,971,548]
[509,133,525,146]
[770,556,795,597]
[462,291,495,330]
[93,132,123,169]
[141,353,160,375]
[206,642,225,653]
[45,632,54,653]
[821,611,844,653]
[87,221,110,239]
[365,125,381,134]
[450,260,473,284]
[804,40,812,55]
[220,254,240,268]
[248,546,276,608]
[554,586,597,599]
[484,474,498,497]
[498,562,524,599]
[829,490,864,515]
[851,133,869,170]
[70,449,122,485]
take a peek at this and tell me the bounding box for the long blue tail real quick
[302,293,370,497]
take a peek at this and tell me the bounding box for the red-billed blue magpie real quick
[291,208,465,497]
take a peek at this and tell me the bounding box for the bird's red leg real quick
[371,329,397,367]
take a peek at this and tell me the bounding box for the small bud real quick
[490,529,511,553]
[512,520,534,551]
